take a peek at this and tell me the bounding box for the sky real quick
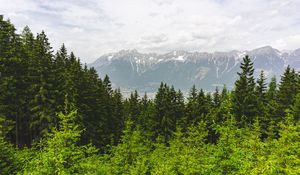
[1,0,300,63]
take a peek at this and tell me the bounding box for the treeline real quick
[0,16,123,148]
[1,16,300,174]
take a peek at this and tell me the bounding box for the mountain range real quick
[89,46,300,94]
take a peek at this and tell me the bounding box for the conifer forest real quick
[1,16,300,175]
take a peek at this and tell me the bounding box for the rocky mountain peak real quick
[89,46,300,93]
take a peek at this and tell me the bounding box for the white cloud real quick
[0,0,300,63]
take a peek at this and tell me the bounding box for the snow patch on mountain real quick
[89,46,300,92]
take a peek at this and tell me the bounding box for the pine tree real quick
[266,76,277,101]
[153,83,176,143]
[290,93,300,121]
[277,66,299,119]
[0,17,30,147]
[137,93,155,138]
[185,85,199,126]
[197,89,209,119]
[221,85,228,102]
[128,90,140,121]
[64,52,80,107]
[110,88,124,144]
[263,76,280,138]
[174,89,185,123]
[232,55,257,126]
[213,87,221,108]
[0,16,18,58]
[78,68,111,148]
[29,31,55,143]
[22,110,98,174]
[53,44,69,113]
[255,70,267,117]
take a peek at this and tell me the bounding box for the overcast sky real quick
[1,0,300,63]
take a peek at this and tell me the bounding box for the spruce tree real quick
[262,76,280,138]
[153,83,176,143]
[128,90,140,121]
[110,88,124,144]
[185,85,199,126]
[266,76,277,101]
[255,70,267,117]
[232,55,257,126]
[197,89,209,119]
[290,93,300,121]
[29,31,55,142]
[221,85,228,102]
[0,17,30,147]
[213,87,221,108]
[277,66,299,118]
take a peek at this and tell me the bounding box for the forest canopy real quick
[0,16,300,175]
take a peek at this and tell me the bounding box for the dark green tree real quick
[213,87,221,108]
[255,70,267,117]
[232,55,257,126]
[277,66,299,119]
[185,85,199,126]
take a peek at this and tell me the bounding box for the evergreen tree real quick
[53,44,68,113]
[0,17,30,147]
[185,85,199,126]
[255,70,267,117]
[213,87,221,108]
[263,76,280,138]
[0,16,19,58]
[110,88,124,144]
[153,83,176,143]
[78,68,111,148]
[107,120,151,174]
[137,93,155,138]
[29,31,55,143]
[232,55,257,126]
[197,89,209,119]
[221,85,228,102]
[277,66,299,118]
[22,110,98,174]
[290,93,300,121]
[266,76,277,102]
[128,90,140,121]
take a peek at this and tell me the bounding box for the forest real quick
[0,16,300,175]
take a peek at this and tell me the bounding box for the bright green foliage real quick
[253,112,300,174]
[0,118,33,175]
[22,110,98,175]
[105,120,152,174]
[272,113,300,174]
[150,122,209,174]
[0,138,19,174]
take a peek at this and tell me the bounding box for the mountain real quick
[89,46,300,93]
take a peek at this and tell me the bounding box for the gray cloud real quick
[1,0,300,63]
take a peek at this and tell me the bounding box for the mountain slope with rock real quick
[89,46,299,92]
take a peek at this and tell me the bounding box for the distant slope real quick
[89,46,300,92]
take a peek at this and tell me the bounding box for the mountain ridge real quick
[89,46,300,93]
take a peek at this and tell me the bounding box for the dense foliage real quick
[1,16,300,174]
